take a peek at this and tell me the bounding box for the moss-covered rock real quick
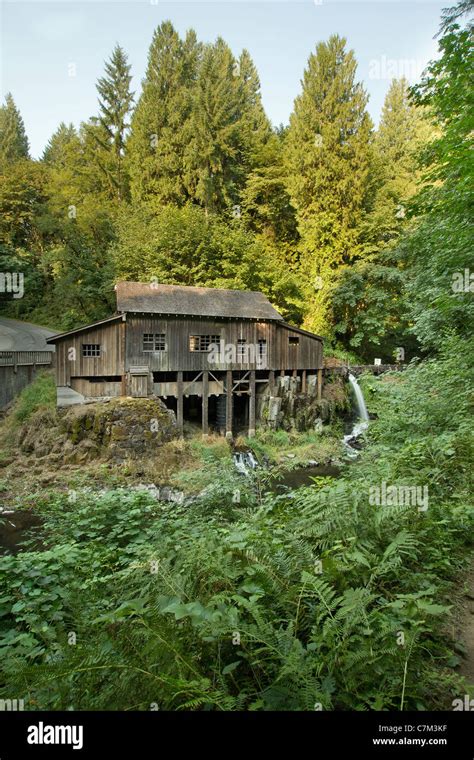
[18,397,178,463]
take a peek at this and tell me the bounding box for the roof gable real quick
[46,314,124,343]
[115,282,283,321]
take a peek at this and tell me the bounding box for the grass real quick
[247,425,344,467]
[9,371,56,426]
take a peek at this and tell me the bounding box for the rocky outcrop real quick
[18,397,177,464]
[258,376,350,432]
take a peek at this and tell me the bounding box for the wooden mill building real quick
[47,282,324,437]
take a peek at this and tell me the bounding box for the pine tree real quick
[85,45,134,201]
[0,93,29,166]
[187,37,245,213]
[285,35,374,336]
[237,49,272,170]
[42,123,78,166]
[126,22,200,204]
[241,132,297,242]
[367,78,431,247]
[327,79,433,357]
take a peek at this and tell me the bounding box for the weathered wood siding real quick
[274,325,322,371]
[71,378,122,397]
[125,316,322,372]
[53,315,322,388]
[55,322,124,386]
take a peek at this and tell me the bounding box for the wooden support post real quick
[249,370,256,437]
[226,370,233,439]
[202,370,209,438]
[121,320,127,396]
[280,369,285,377]
[269,370,275,395]
[292,369,297,377]
[317,368,323,401]
[302,370,307,394]
[177,371,184,437]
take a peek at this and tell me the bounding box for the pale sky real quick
[1,0,446,158]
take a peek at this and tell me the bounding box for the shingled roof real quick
[115,282,284,321]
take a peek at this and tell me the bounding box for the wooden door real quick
[130,374,148,398]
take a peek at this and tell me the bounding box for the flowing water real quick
[233,373,369,480]
[343,373,369,456]
[233,450,259,475]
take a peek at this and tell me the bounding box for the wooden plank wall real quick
[71,378,122,397]
[55,323,123,386]
[54,316,323,385]
[125,316,322,372]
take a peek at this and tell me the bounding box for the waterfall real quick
[348,373,369,421]
[233,450,258,475]
[343,373,369,454]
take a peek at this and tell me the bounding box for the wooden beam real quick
[269,370,275,395]
[317,368,323,401]
[249,370,256,437]
[121,320,126,396]
[226,370,233,439]
[177,371,183,437]
[302,370,307,394]
[202,370,209,438]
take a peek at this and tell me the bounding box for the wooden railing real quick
[0,351,54,367]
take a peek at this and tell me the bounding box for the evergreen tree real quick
[285,35,374,336]
[366,78,431,247]
[0,93,29,166]
[126,22,200,204]
[188,43,272,215]
[237,49,272,170]
[86,45,134,201]
[42,123,78,166]
[187,38,245,213]
[329,80,433,358]
[241,132,298,243]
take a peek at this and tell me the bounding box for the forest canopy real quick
[0,4,472,361]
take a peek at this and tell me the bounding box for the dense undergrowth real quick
[0,337,472,710]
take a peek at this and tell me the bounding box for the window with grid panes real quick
[143,333,166,351]
[189,335,221,352]
[82,344,101,357]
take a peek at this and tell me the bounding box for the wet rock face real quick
[258,377,350,432]
[19,397,178,463]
